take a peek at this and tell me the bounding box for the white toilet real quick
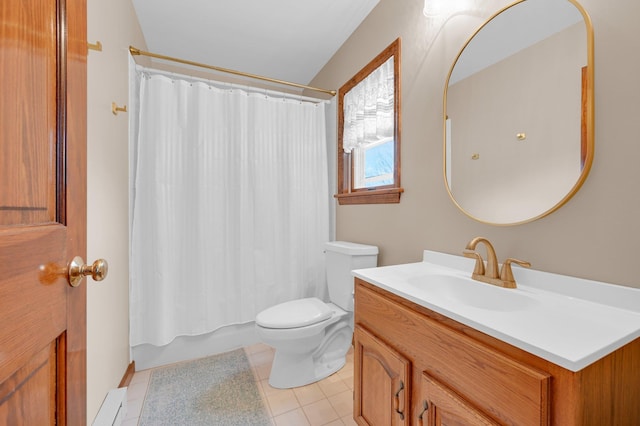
[255,241,378,389]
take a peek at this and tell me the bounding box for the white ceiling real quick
[131,0,380,87]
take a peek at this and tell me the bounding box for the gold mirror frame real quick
[443,0,594,226]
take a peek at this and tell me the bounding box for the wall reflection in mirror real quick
[444,0,594,225]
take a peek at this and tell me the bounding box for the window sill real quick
[334,187,404,205]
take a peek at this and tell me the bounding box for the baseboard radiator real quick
[92,387,128,426]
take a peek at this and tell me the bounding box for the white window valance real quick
[342,56,395,153]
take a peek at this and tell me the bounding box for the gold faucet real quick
[463,237,531,288]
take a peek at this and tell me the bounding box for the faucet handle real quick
[499,258,531,287]
[463,250,485,276]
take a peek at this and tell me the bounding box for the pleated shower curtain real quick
[130,71,330,347]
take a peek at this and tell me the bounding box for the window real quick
[354,137,394,188]
[336,38,402,205]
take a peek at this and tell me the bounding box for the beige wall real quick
[310,0,640,289]
[86,0,146,422]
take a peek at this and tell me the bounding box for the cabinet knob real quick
[394,380,405,420]
[418,400,429,423]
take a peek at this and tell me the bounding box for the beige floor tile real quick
[323,371,346,384]
[337,363,353,376]
[322,420,345,426]
[266,388,300,417]
[293,382,326,406]
[337,372,353,390]
[342,378,354,391]
[129,368,151,386]
[338,359,353,371]
[328,390,353,418]
[124,396,144,421]
[249,366,263,387]
[318,374,349,397]
[247,347,275,368]
[254,362,272,381]
[302,398,340,426]
[261,379,282,397]
[254,380,273,417]
[273,407,311,426]
[341,414,358,426]
[245,342,273,354]
[120,417,139,426]
[126,380,149,402]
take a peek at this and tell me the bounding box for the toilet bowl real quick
[255,297,352,388]
[255,241,378,389]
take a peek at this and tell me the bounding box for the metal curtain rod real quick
[129,46,336,97]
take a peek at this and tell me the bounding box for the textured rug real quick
[138,349,271,425]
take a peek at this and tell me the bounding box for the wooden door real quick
[354,326,410,426]
[0,0,87,424]
[418,373,499,426]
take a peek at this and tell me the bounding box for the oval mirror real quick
[444,0,594,225]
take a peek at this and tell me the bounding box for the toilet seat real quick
[255,297,333,329]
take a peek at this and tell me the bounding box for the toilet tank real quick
[325,241,378,311]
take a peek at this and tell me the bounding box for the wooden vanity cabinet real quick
[354,326,410,425]
[355,325,498,426]
[353,278,640,426]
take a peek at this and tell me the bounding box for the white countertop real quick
[352,250,640,372]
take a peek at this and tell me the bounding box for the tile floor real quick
[122,343,357,426]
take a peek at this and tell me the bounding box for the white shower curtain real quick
[130,71,330,347]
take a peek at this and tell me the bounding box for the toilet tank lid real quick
[255,297,333,329]
[325,241,378,255]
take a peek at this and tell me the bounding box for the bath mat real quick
[138,349,271,426]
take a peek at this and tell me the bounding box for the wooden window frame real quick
[335,38,403,205]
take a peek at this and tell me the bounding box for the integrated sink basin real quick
[405,273,539,311]
[352,250,640,372]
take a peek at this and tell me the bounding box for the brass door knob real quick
[68,256,108,287]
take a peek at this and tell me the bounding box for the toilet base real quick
[268,351,346,389]
[267,321,352,389]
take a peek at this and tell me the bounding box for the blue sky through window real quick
[364,140,394,187]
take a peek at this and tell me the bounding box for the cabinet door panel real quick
[354,326,410,426]
[419,373,498,426]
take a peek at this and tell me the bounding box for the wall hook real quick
[88,41,102,52]
[112,102,127,115]
[516,132,526,140]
